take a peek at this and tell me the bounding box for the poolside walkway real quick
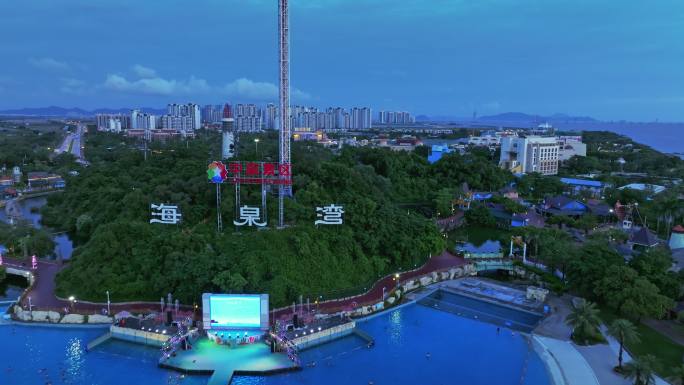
[533,335,600,385]
[3,256,193,315]
[533,295,574,339]
[599,326,669,385]
[7,250,465,321]
[575,343,630,385]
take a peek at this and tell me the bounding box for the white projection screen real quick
[202,293,269,330]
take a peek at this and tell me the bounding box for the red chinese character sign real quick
[207,160,292,231]
[223,161,292,185]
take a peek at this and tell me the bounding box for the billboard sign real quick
[201,293,269,330]
[220,161,292,185]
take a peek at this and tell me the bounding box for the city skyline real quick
[1,0,683,121]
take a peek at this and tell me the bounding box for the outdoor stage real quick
[160,338,300,385]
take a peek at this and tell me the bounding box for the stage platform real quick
[160,337,300,385]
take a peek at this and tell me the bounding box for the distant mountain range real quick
[416,112,598,124]
[0,106,166,117]
[477,112,598,123]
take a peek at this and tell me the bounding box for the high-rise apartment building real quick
[351,107,372,129]
[499,136,560,175]
[201,104,224,124]
[287,106,372,131]
[265,103,277,130]
[234,103,262,132]
[377,111,414,125]
[162,103,201,131]
[96,114,130,132]
[130,109,156,130]
[223,104,233,119]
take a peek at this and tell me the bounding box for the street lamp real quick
[382,287,386,303]
[106,291,111,315]
[254,138,260,155]
[68,296,76,312]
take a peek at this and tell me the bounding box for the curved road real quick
[4,250,465,318]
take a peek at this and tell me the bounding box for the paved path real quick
[274,250,466,319]
[575,343,631,385]
[5,251,466,320]
[534,294,574,340]
[599,326,670,385]
[534,335,600,385]
[3,256,187,315]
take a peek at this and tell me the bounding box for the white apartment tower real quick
[499,136,560,175]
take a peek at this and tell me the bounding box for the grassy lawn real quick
[601,308,684,378]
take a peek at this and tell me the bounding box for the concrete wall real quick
[110,325,169,347]
[290,321,356,350]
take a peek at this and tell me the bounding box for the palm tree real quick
[607,319,640,369]
[622,355,658,385]
[668,364,684,385]
[565,299,602,343]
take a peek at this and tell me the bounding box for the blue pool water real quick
[1,303,550,385]
[419,290,543,332]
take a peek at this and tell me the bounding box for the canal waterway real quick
[0,196,73,260]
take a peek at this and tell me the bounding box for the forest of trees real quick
[0,121,78,176]
[45,131,510,306]
[505,225,681,320]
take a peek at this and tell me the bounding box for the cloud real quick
[60,77,88,94]
[222,78,277,99]
[103,73,210,95]
[292,88,313,101]
[102,68,312,101]
[28,57,70,72]
[132,64,157,78]
[221,78,311,101]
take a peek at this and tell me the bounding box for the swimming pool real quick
[1,303,550,384]
[419,289,544,332]
[233,303,550,385]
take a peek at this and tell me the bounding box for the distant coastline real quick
[454,119,684,157]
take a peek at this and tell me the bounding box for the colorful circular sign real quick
[207,161,228,183]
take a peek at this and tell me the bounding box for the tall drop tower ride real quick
[278,0,290,228]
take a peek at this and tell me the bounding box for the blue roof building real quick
[541,195,588,216]
[427,144,454,164]
[560,178,603,188]
[560,178,606,197]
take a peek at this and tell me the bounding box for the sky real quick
[0,0,683,121]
